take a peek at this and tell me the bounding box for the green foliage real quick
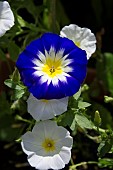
[1,0,113,169]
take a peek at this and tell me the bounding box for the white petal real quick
[21,141,33,156]
[21,132,43,153]
[21,120,73,170]
[56,135,73,149]
[52,126,71,142]
[49,46,56,58]
[50,154,65,169]
[32,58,44,67]
[62,58,73,67]
[60,24,96,59]
[50,97,68,116]
[38,102,55,120]
[55,49,64,60]
[59,147,72,164]
[63,66,73,73]
[56,73,67,83]
[32,120,57,137]
[51,76,59,85]
[28,154,44,168]
[27,94,68,121]
[35,157,54,170]
[0,1,14,37]
[37,51,46,63]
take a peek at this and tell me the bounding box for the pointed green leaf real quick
[75,113,94,129]
[78,101,91,109]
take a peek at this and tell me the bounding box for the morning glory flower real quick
[21,120,73,170]
[16,32,87,99]
[27,93,68,120]
[60,24,96,59]
[0,1,14,37]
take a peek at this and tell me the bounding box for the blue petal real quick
[28,76,80,99]
[29,81,49,99]
[26,37,45,56]
[58,77,80,97]
[40,32,60,53]
[19,69,41,88]
[68,65,87,83]
[57,37,78,55]
[67,49,87,65]
[45,82,65,99]
[16,51,36,69]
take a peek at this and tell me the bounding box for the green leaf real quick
[4,79,25,90]
[98,141,112,158]
[98,158,113,168]
[78,101,91,109]
[70,116,77,131]
[57,110,75,128]
[12,68,20,82]
[11,89,25,100]
[16,14,38,31]
[75,113,94,129]
[73,87,81,100]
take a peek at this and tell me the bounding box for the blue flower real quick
[16,33,87,99]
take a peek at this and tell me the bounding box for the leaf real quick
[70,116,77,131]
[73,87,81,100]
[57,110,75,128]
[98,158,113,168]
[16,14,37,31]
[98,141,112,158]
[78,101,91,109]
[4,79,25,90]
[75,113,94,129]
[11,89,25,100]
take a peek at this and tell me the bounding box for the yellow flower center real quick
[42,57,63,78]
[41,99,49,103]
[75,41,80,48]
[42,138,56,152]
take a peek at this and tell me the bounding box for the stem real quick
[50,0,56,33]
[15,115,32,124]
[70,161,98,170]
[70,158,74,165]
[93,125,109,133]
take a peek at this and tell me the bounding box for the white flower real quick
[21,120,73,170]
[0,1,14,37]
[60,24,96,59]
[27,93,68,120]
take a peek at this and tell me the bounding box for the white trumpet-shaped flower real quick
[60,24,96,59]
[27,93,68,120]
[21,120,73,170]
[0,1,14,37]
